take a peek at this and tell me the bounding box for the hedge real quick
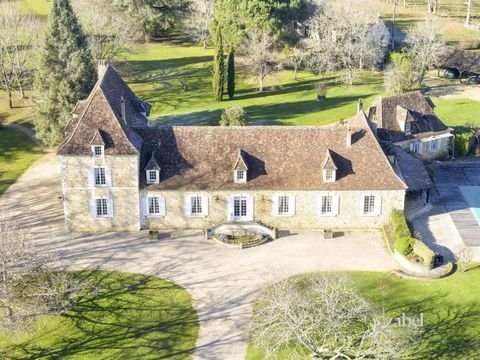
[395,236,415,256]
[454,131,475,157]
[413,240,435,269]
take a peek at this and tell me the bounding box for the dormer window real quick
[146,170,159,184]
[92,145,104,157]
[323,169,336,183]
[234,170,247,183]
[405,121,412,135]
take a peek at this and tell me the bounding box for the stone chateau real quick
[58,64,408,232]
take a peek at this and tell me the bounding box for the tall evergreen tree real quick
[212,28,225,102]
[227,49,235,99]
[34,0,96,146]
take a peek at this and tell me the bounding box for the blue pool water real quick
[459,186,480,225]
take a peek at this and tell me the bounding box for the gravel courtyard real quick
[0,153,398,359]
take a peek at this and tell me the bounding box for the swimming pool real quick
[459,186,480,225]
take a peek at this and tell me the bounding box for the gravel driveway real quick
[0,154,397,360]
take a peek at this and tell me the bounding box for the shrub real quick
[395,236,415,256]
[219,106,247,126]
[413,240,435,269]
[391,209,411,239]
[455,131,475,157]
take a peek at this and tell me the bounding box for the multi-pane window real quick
[320,195,333,215]
[94,167,106,186]
[93,145,103,156]
[410,142,420,153]
[234,197,247,218]
[96,198,108,217]
[148,196,160,215]
[147,170,159,184]
[278,195,289,215]
[429,139,439,152]
[324,169,335,182]
[191,196,203,216]
[363,195,376,215]
[236,171,245,181]
[405,122,412,135]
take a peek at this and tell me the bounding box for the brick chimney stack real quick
[346,126,353,148]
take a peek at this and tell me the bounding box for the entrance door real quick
[233,196,248,221]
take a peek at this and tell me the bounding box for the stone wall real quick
[143,190,405,231]
[60,155,141,232]
[396,136,452,160]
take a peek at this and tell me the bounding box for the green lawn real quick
[19,0,51,16]
[0,127,43,196]
[0,271,199,359]
[247,269,480,360]
[124,43,383,126]
[433,97,480,127]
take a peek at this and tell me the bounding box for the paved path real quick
[0,153,398,360]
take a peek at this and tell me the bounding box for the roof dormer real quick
[90,129,106,157]
[233,150,248,183]
[145,152,161,184]
[322,149,338,183]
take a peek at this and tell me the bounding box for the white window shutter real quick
[288,195,296,216]
[246,195,254,221]
[374,195,382,216]
[89,198,97,218]
[272,195,279,216]
[143,195,149,217]
[184,196,192,217]
[332,194,340,216]
[316,195,322,217]
[227,196,234,222]
[159,196,166,216]
[418,142,423,154]
[88,168,94,187]
[202,195,209,217]
[359,194,366,216]
[105,167,112,187]
[107,198,114,218]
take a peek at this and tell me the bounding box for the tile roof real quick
[321,149,338,170]
[441,48,480,74]
[393,148,434,191]
[370,91,451,142]
[233,150,249,171]
[138,113,406,191]
[58,65,149,156]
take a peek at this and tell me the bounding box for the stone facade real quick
[142,190,405,231]
[395,134,453,161]
[60,155,141,232]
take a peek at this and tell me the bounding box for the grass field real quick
[247,269,480,360]
[434,98,480,127]
[124,43,384,126]
[0,271,199,359]
[0,127,42,196]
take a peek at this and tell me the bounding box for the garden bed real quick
[212,231,272,249]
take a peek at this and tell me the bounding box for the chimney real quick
[346,126,353,148]
[97,60,106,79]
[120,96,126,124]
[357,98,363,113]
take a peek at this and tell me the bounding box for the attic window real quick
[92,145,104,157]
[323,169,336,183]
[234,170,247,183]
[405,121,412,135]
[146,170,159,184]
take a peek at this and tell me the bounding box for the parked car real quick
[443,68,460,79]
[467,75,480,85]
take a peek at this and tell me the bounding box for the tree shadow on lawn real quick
[126,56,213,75]
[4,271,198,360]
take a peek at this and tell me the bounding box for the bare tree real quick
[405,19,446,85]
[0,213,86,330]
[73,0,142,63]
[384,56,416,94]
[251,274,410,359]
[288,40,309,80]
[466,0,473,25]
[240,29,280,92]
[185,0,215,48]
[0,3,40,107]
[306,0,385,85]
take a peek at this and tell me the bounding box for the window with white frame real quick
[191,195,203,216]
[410,142,420,153]
[324,169,336,182]
[360,193,381,216]
[94,167,106,186]
[278,195,289,215]
[146,170,159,184]
[428,139,439,152]
[234,170,247,183]
[96,198,109,217]
[320,195,333,215]
[92,145,104,157]
[363,195,375,215]
[148,196,160,215]
[405,121,412,135]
